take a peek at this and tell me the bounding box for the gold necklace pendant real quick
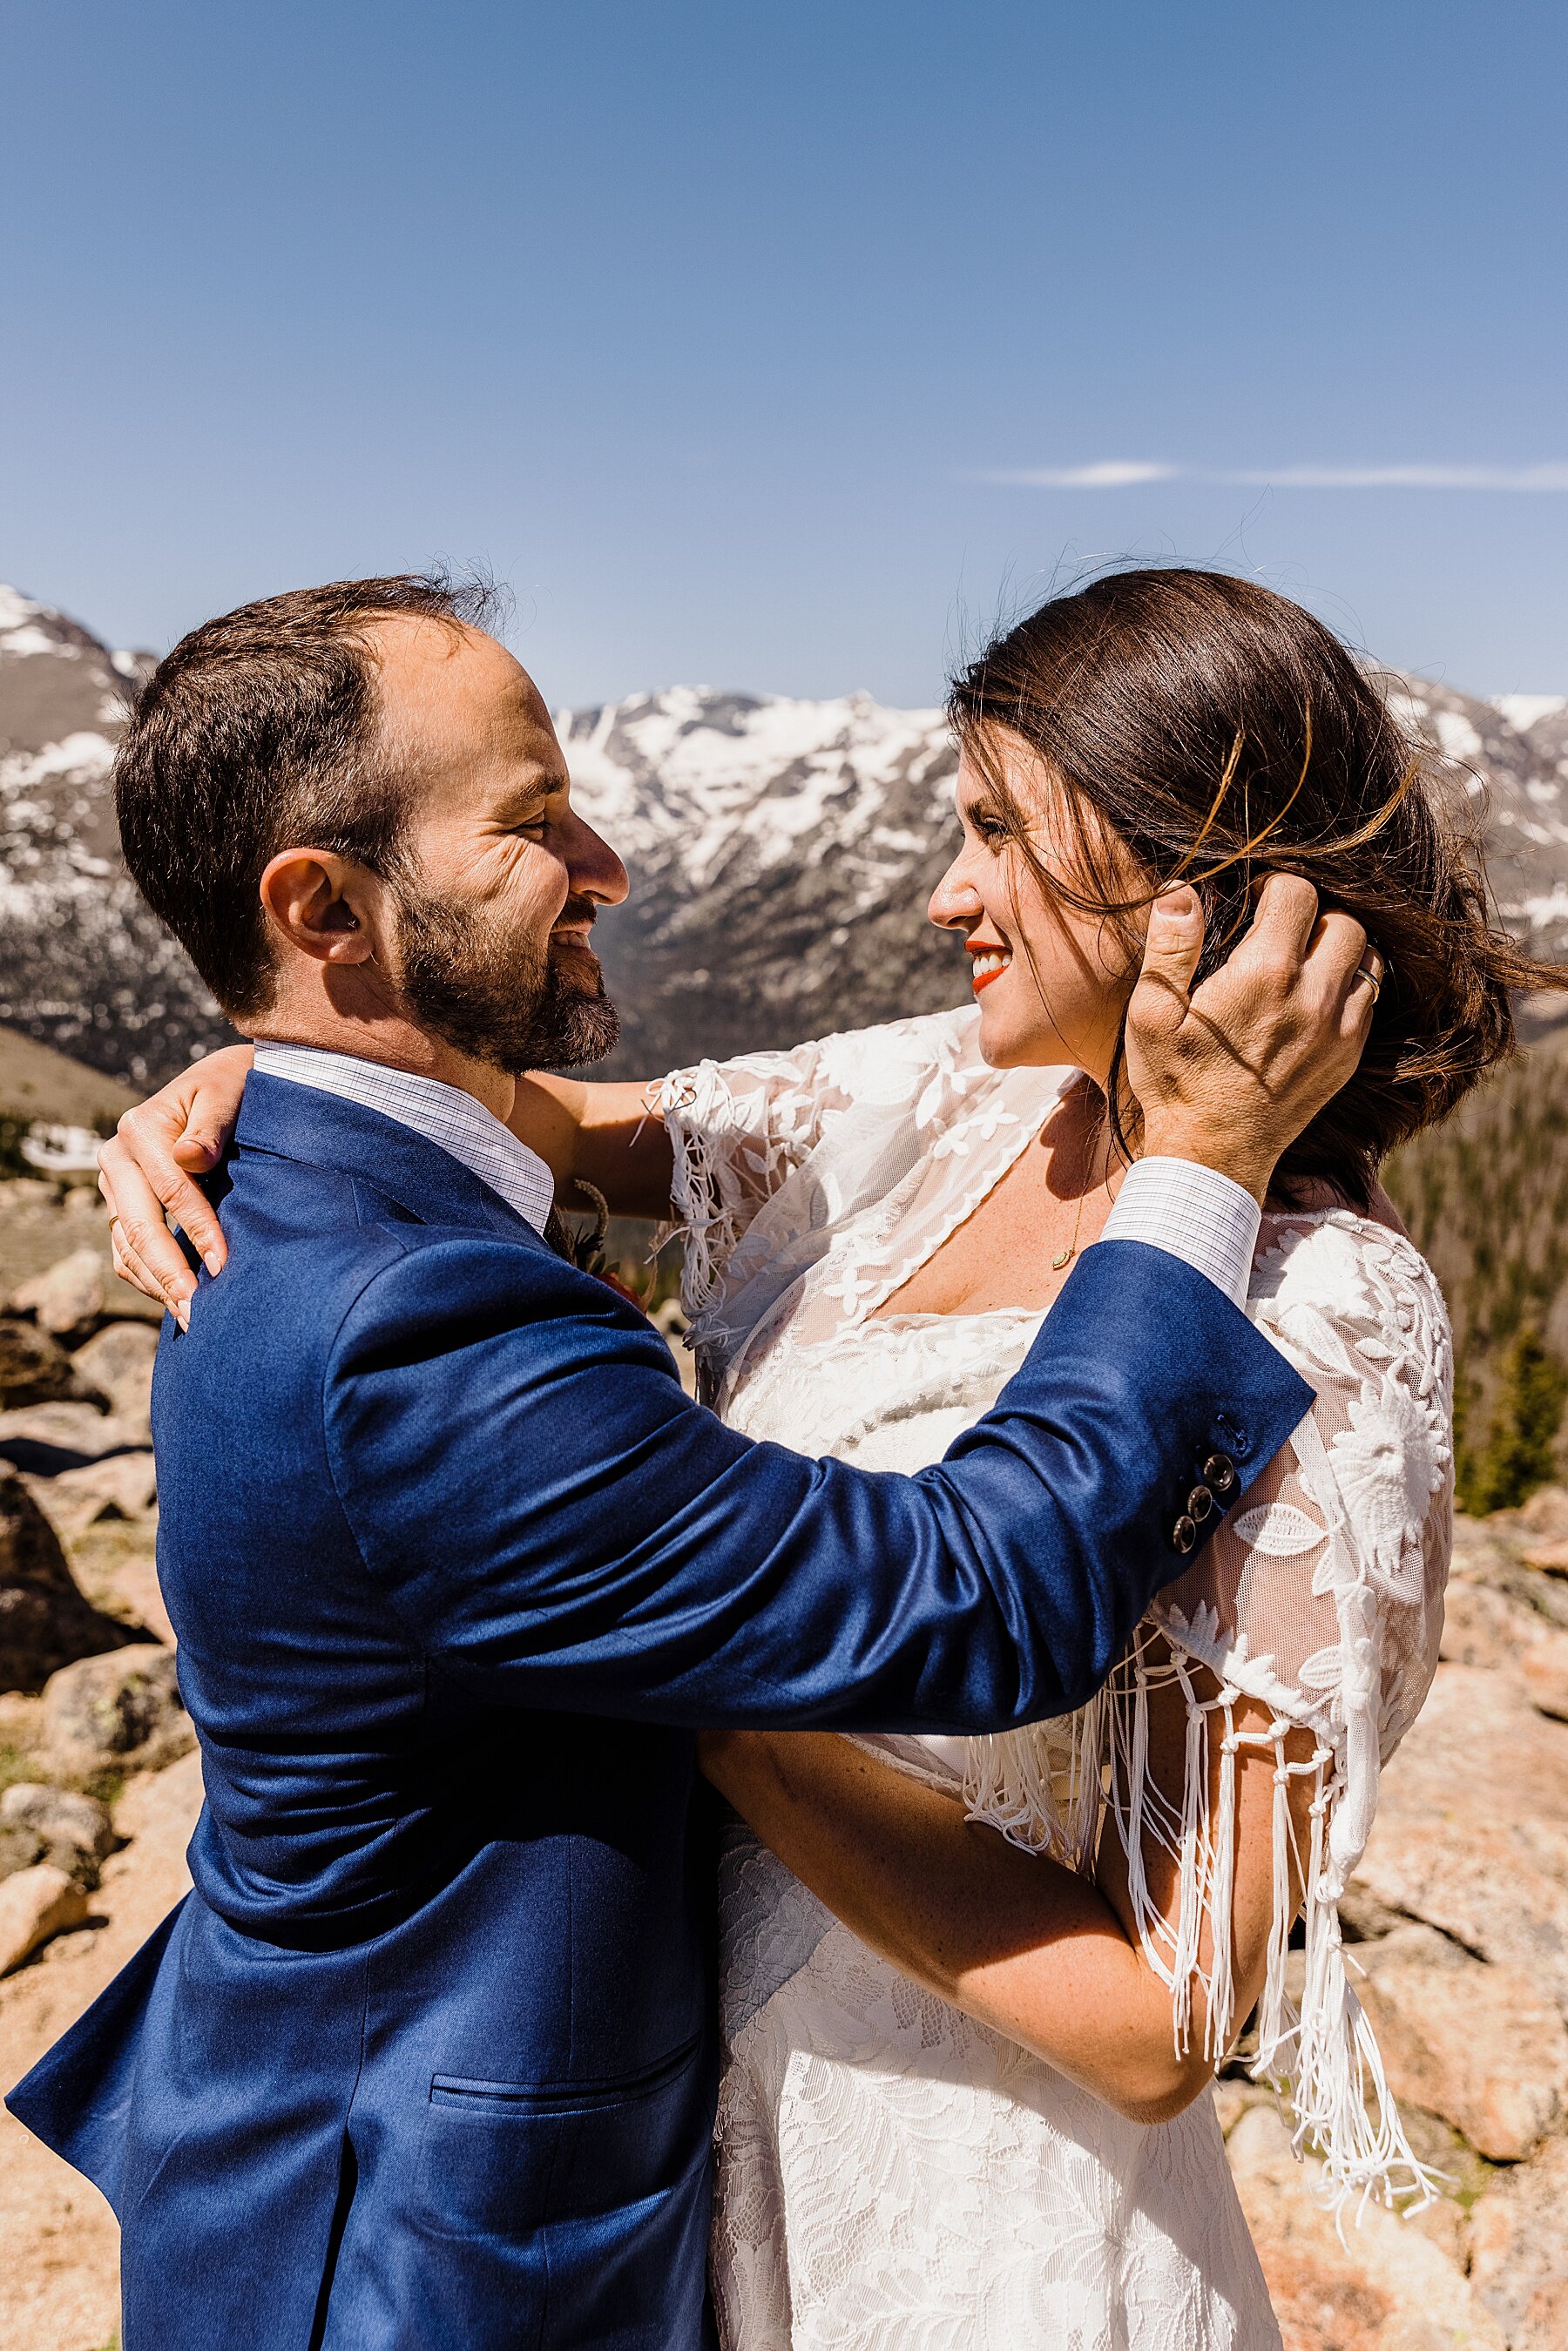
[1048,1098,1108,1277]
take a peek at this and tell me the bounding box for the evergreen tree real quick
[1465,1327,1568,1515]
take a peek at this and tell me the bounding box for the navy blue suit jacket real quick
[8,1076,1311,2350]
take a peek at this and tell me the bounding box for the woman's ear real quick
[258,850,378,967]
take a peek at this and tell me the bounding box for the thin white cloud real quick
[980,460,1568,492]
[999,460,1181,488]
[1232,463,1568,490]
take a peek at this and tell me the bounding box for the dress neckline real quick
[860,1306,1051,1331]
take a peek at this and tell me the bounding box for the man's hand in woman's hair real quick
[98,1044,253,1326]
[1126,875,1376,1204]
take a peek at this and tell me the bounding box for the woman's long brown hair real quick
[948,567,1567,1207]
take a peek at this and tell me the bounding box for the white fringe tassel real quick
[657,1071,747,1333]
[963,1684,1109,1876]
[967,1630,1443,2218]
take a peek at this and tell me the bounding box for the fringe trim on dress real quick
[659,1072,745,1319]
[659,1068,756,1402]
[963,1632,1443,2219]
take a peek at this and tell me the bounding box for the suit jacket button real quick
[1172,1513,1199,1555]
[1187,1483,1213,1523]
[1203,1452,1237,1497]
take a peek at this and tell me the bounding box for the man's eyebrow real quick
[495,769,568,821]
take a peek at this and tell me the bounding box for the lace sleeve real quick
[964,1209,1455,2212]
[659,1009,974,1362]
[659,1037,856,1321]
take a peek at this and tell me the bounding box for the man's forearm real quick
[341,1235,1314,1735]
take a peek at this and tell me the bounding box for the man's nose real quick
[567,814,630,909]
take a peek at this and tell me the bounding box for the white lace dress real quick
[660,1008,1454,2351]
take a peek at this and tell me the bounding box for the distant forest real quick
[1386,1003,1568,1512]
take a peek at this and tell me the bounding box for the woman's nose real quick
[928,862,983,933]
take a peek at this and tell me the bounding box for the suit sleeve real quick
[324,1236,1314,1734]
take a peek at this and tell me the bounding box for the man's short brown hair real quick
[114,573,503,1017]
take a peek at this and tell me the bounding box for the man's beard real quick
[391,875,620,1074]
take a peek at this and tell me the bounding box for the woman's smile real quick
[967,939,1014,993]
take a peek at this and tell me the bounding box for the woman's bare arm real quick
[98,1052,676,1317]
[510,1074,675,1221]
[700,1665,1317,2125]
[98,1045,256,1323]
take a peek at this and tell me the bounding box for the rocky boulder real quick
[1468,2135,1568,2349]
[0,1861,87,1977]
[0,1782,113,1888]
[0,1399,145,1472]
[69,1318,159,1431]
[1354,1665,1568,2008]
[105,1555,175,1648]
[1437,1578,1545,1671]
[10,1246,105,1344]
[0,1465,139,1688]
[1490,1483,1568,1579]
[41,1643,193,1780]
[1452,1520,1568,1637]
[1522,1626,1568,1722]
[0,1820,43,1881]
[1225,2099,1505,2351]
[0,1177,58,1211]
[1355,1924,1568,2160]
[37,1450,158,1533]
[0,1317,105,1410]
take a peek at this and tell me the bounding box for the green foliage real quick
[1384,1047,1568,1361]
[1460,1326,1568,1514]
[1385,1033,1568,1510]
[1450,1365,1478,1507]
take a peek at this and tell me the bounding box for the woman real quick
[103,569,1547,2348]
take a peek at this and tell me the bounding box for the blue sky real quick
[3,0,1565,706]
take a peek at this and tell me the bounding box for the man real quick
[9,576,1374,2349]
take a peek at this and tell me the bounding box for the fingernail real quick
[204,1251,223,1276]
[174,1299,191,1334]
[1159,886,1199,918]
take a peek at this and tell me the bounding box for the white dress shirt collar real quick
[251,1044,556,1236]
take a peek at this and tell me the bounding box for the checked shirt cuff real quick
[1098,1159,1260,1310]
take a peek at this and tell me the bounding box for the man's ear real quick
[258,850,380,967]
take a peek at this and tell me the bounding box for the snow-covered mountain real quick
[0,588,230,1084]
[1384,679,1568,950]
[558,688,969,1074]
[562,677,1568,1076]
[1,583,1565,1089]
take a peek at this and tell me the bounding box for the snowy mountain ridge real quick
[1,583,1565,1087]
[559,687,952,896]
